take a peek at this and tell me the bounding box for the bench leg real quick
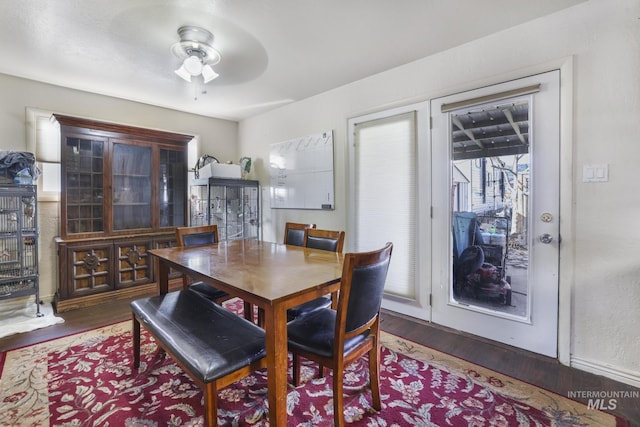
[132,316,141,369]
[204,382,218,427]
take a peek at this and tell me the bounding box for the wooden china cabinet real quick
[53,115,192,312]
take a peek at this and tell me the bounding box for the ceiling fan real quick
[171,25,221,83]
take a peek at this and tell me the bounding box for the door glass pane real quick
[159,148,186,227]
[112,144,151,230]
[450,99,530,319]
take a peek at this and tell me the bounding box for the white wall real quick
[0,73,238,300]
[238,0,640,385]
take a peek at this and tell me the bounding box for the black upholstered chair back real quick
[176,225,219,248]
[175,225,231,305]
[304,228,345,253]
[344,248,393,334]
[182,231,217,246]
[284,222,316,247]
[286,229,305,246]
[283,226,340,323]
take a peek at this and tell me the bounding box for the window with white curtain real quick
[25,108,61,199]
[348,101,429,306]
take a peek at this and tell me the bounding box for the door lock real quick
[539,234,553,244]
[540,212,553,223]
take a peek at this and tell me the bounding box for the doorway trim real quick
[556,56,574,366]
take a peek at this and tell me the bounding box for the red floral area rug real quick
[0,300,625,426]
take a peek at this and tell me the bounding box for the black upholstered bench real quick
[131,289,266,426]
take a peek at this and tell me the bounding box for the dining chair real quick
[283,222,316,246]
[287,242,393,427]
[286,228,345,321]
[176,225,253,321]
[254,222,318,327]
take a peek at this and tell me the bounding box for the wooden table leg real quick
[158,261,169,295]
[265,303,288,426]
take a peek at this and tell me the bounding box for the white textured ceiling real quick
[0,0,584,120]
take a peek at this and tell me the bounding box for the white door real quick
[431,71,560,357]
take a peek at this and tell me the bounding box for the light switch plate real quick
[583,164,609,182]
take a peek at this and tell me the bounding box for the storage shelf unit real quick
[190,178,260,241]
[54,115,192,312]
[0,185,42,317]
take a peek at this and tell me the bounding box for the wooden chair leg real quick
[243,301,253,322]
[132,316,141,369]
[293,354,302,386]
[318,363,325,378]
[369,346,381,410]
[330,290,339,309]
[257,307,265,328]
[333,367,345,427]
[203,382,218,427]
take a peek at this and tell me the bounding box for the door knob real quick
[539,234,553,244]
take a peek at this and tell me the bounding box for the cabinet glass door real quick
[159,148,186,227]
[207,180,259,241]
[209,184,228,240]
[189,181,209,226]
[112,143,151,230]
[64,137,104,234]
[241,185,259,240]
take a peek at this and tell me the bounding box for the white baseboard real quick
[571,356,640,389]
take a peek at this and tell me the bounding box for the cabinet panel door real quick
[66,242,114,297]
[159,148,187,228]
[112,143,152,231]
[62,134,106,237]
[114,238,152,288]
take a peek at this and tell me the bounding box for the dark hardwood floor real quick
[1,299,638,426]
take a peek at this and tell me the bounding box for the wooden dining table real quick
[149,238,344,426]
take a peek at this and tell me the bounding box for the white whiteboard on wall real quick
[269,130,334,210]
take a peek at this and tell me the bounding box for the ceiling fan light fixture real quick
[174,64,192,82]
[202,64,219,83]
[183,55,203,75]
[171,25,222,84]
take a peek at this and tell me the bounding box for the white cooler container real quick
[198,163,241,179]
